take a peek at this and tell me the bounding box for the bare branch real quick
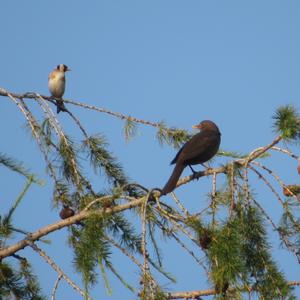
[30,243,89,299]
[0,87,161,128]
[166,280,300,299]
[51,275,62,300]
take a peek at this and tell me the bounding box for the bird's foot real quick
[188,165,199,180]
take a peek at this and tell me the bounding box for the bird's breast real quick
[48,73,66,98]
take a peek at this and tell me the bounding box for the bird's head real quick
[192,120,220,132]
[56,64,71,72]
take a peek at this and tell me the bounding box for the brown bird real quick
[48,64,71,113]
[161,120,221,195]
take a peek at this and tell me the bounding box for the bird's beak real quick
[66,68,71,72]
[192,124,202,129]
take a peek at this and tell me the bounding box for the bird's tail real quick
[161,163,185,195]
[56,99,66,114]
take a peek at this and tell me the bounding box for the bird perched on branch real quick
[161,120,221,195]
[48,64,71,113]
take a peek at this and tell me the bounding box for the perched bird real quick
[48,64,71,113]
[161,120,221,195]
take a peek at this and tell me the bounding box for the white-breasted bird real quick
[48,64,71,113]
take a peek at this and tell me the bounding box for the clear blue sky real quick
[1,1,300,299]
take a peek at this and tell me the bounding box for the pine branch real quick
[124,118,138,141]
[0,259,45,299]
[3,176,35,231]
[273,105,300,141]
[83,134,129,186]
[0,87,194,149]
[0,153,43,184]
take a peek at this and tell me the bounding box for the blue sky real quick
[1,1,300,299]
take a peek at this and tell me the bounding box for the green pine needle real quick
[0,261,46,300]
[124,118,138,141]
[83,134,129,187]
[273,105,300,141]
[58,136,81,185]
[99,258,113,295]
[156,122,190,149]
[0,153,43,185]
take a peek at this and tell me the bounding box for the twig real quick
[252,199,300,262]
[7,93,58,184]
[170,192,189,217]
[106,236,143,270]
[251,160,299,203]
[140,194,156,296]
[0,88,161,128]
[246,136,282,162]
[242,166,250,204]
[271,146,299,160]
[228,164,236,215]
[51,275,62,300]
[248,165,284,206]
[165,280,300,299]
[35,94,66,140]
[65,108,89,139]
[30,243,89,299]
[157,219,209,275]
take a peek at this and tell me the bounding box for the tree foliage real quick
[1,89,300,299]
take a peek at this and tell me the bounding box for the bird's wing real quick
[177,131,219,163]
[170,146,184,164]
[49,71,56,80]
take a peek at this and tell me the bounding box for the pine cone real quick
[199,230,212,250]
[59,206,75,219]
[283,185,300,197]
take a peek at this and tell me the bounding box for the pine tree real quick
[1,88,300,299]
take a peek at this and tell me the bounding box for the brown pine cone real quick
[283,185,300,197]
[59,206,75,219]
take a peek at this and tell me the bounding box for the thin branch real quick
[105,235,143,270]
[246,136,282,162]
[140,195,155,296]
[271,146,299,160]
[251,160,299,202]
[252,198,300,262]
[8,93,58,184]
[170,192,189,217]
[0,88,161,128]
[165,280,300,299]
[248,165,284,206]
[228,164,236,215]
[30,243,89,299]
[156,219,209,275]
[0,195,146,259]
[51,275,62,300]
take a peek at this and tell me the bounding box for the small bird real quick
[161,120,221,195]
[48,64,71,113]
